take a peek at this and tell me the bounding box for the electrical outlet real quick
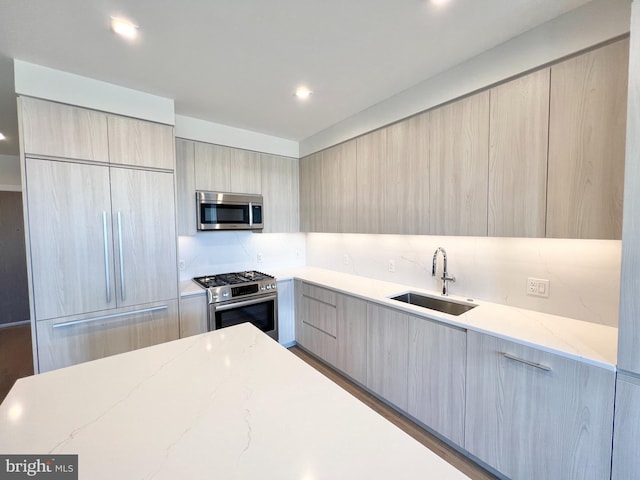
[527,277,549,298]
[257,253,263,263]
[388,259,396,273]
[343,254,350,265]
[178,260,186,271]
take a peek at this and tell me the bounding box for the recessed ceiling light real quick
[0,132,6,141]
[431,0,450,6]
[295,86,313,99]
[110,17,138,40]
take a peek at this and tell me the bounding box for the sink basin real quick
[390,292,476,316]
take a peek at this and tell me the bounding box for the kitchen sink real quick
[390,292,476,316]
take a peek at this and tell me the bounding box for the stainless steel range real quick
[193,271,278,341]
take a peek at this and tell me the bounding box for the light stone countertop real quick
[0,323,470,480]
[270,267,618,370]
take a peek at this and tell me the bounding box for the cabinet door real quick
[107,115,175,170]
[25,158,116,320]
[612,374,640,479]
[276,279,296,346]
[429,92,489,236]
[230,148,261,194]
[386,113,429,234]
[179,294,207,338]
[20,97,109,162]
[321,140,357,233]
[110,168,178,308]
[294,281,337,364]
[489,69,550,237]
[465,331,615,480]
[407,316,466,446]
[366,303,408,410]
[336,294,367,385]
[36,300,179,372]
[260,154,299,233]
[356,128,388,233]
[194,142,231,192]
[547,38,629,239]
[175,138,197,235]
[299,152,322,232]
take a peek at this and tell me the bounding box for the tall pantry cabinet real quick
[19,97,179,373]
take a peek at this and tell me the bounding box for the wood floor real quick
[0,323,33,404]
[289,345,499,480]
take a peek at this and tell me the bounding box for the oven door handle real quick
[214,294,277,312]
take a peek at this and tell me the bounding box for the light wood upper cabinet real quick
[465,331,615,480]
[366,303,409,410]
[26,158,116,320]
[407,316,466,446]
[489,69,550,237]
[356,128,388,234]
[230,148,261,194]
[321,140,357,233]
[260,154,299,233]
[107,115,175,170]
[20,97,109,162]
[110,168,178,308]
[547,38,629,239]
[194,142,232,192]
[175,138,197,236]
[299,151,323,232]
[429,92,490,236]
[386,113,429,234]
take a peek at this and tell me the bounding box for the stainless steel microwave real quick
[196,191,264,231]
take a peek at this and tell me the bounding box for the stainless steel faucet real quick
[432,247,456,296]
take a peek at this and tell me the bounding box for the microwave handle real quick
[249,202,253,226]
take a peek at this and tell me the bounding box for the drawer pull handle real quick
[53,305,169,329]
[502,352,552,372]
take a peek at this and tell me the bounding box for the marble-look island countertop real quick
[0,323,469,480]
[270,267,618,370]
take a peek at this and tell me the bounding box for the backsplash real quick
[178,232,306,280]
[306,233,621,327]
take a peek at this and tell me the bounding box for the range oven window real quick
[200,203,249,225]
[215,297,276,334]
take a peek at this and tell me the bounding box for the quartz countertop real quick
[0,324,469,479]
[270,267,618,370]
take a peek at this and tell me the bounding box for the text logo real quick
[0,455,77,479]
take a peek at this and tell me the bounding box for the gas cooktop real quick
[193,271,274,288]
[193,271,277,304]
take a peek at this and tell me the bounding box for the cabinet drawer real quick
[302,283,337,306]
[465,331,615,480]
[36,300,179,372]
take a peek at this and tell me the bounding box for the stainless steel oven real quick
[193,271,278,341]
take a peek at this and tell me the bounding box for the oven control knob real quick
[261,286,266,291]
[222,292,229,298]
[271,283,276,289]
[266,285,271,290]
[211,295,218,301]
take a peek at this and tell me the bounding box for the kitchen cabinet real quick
[356,128,388,234]
[299,151,323,232]
[386,112,430,234]
[295,280,338,364]
[25,159,178,320]
[179,294,208,338]
[321,140,358,233]
[107,114,175,170]
[276,279,296,346]
[366,303,408,410]
[465,331,615,480]
[612,374,640,479]
[335,294,367,385]
[429,92,489,236]
[488,69,549,237]
[547,38,629,239]
[19,97,109,163]
[176,138,197,236]
[194,141,261,194]
[36,300,179,372]
[260,154,299,233]
[407,316,466,446]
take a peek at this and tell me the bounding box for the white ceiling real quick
[0,0,595,156]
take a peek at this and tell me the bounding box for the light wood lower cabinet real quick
[407,315,466,446]
[36,300,179,372]
[366,303,409,410]
[335,294,367,385]
[179,294,207,338]
[465,331,615,480]
[295,281,338,365]
[612,374,640,480]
